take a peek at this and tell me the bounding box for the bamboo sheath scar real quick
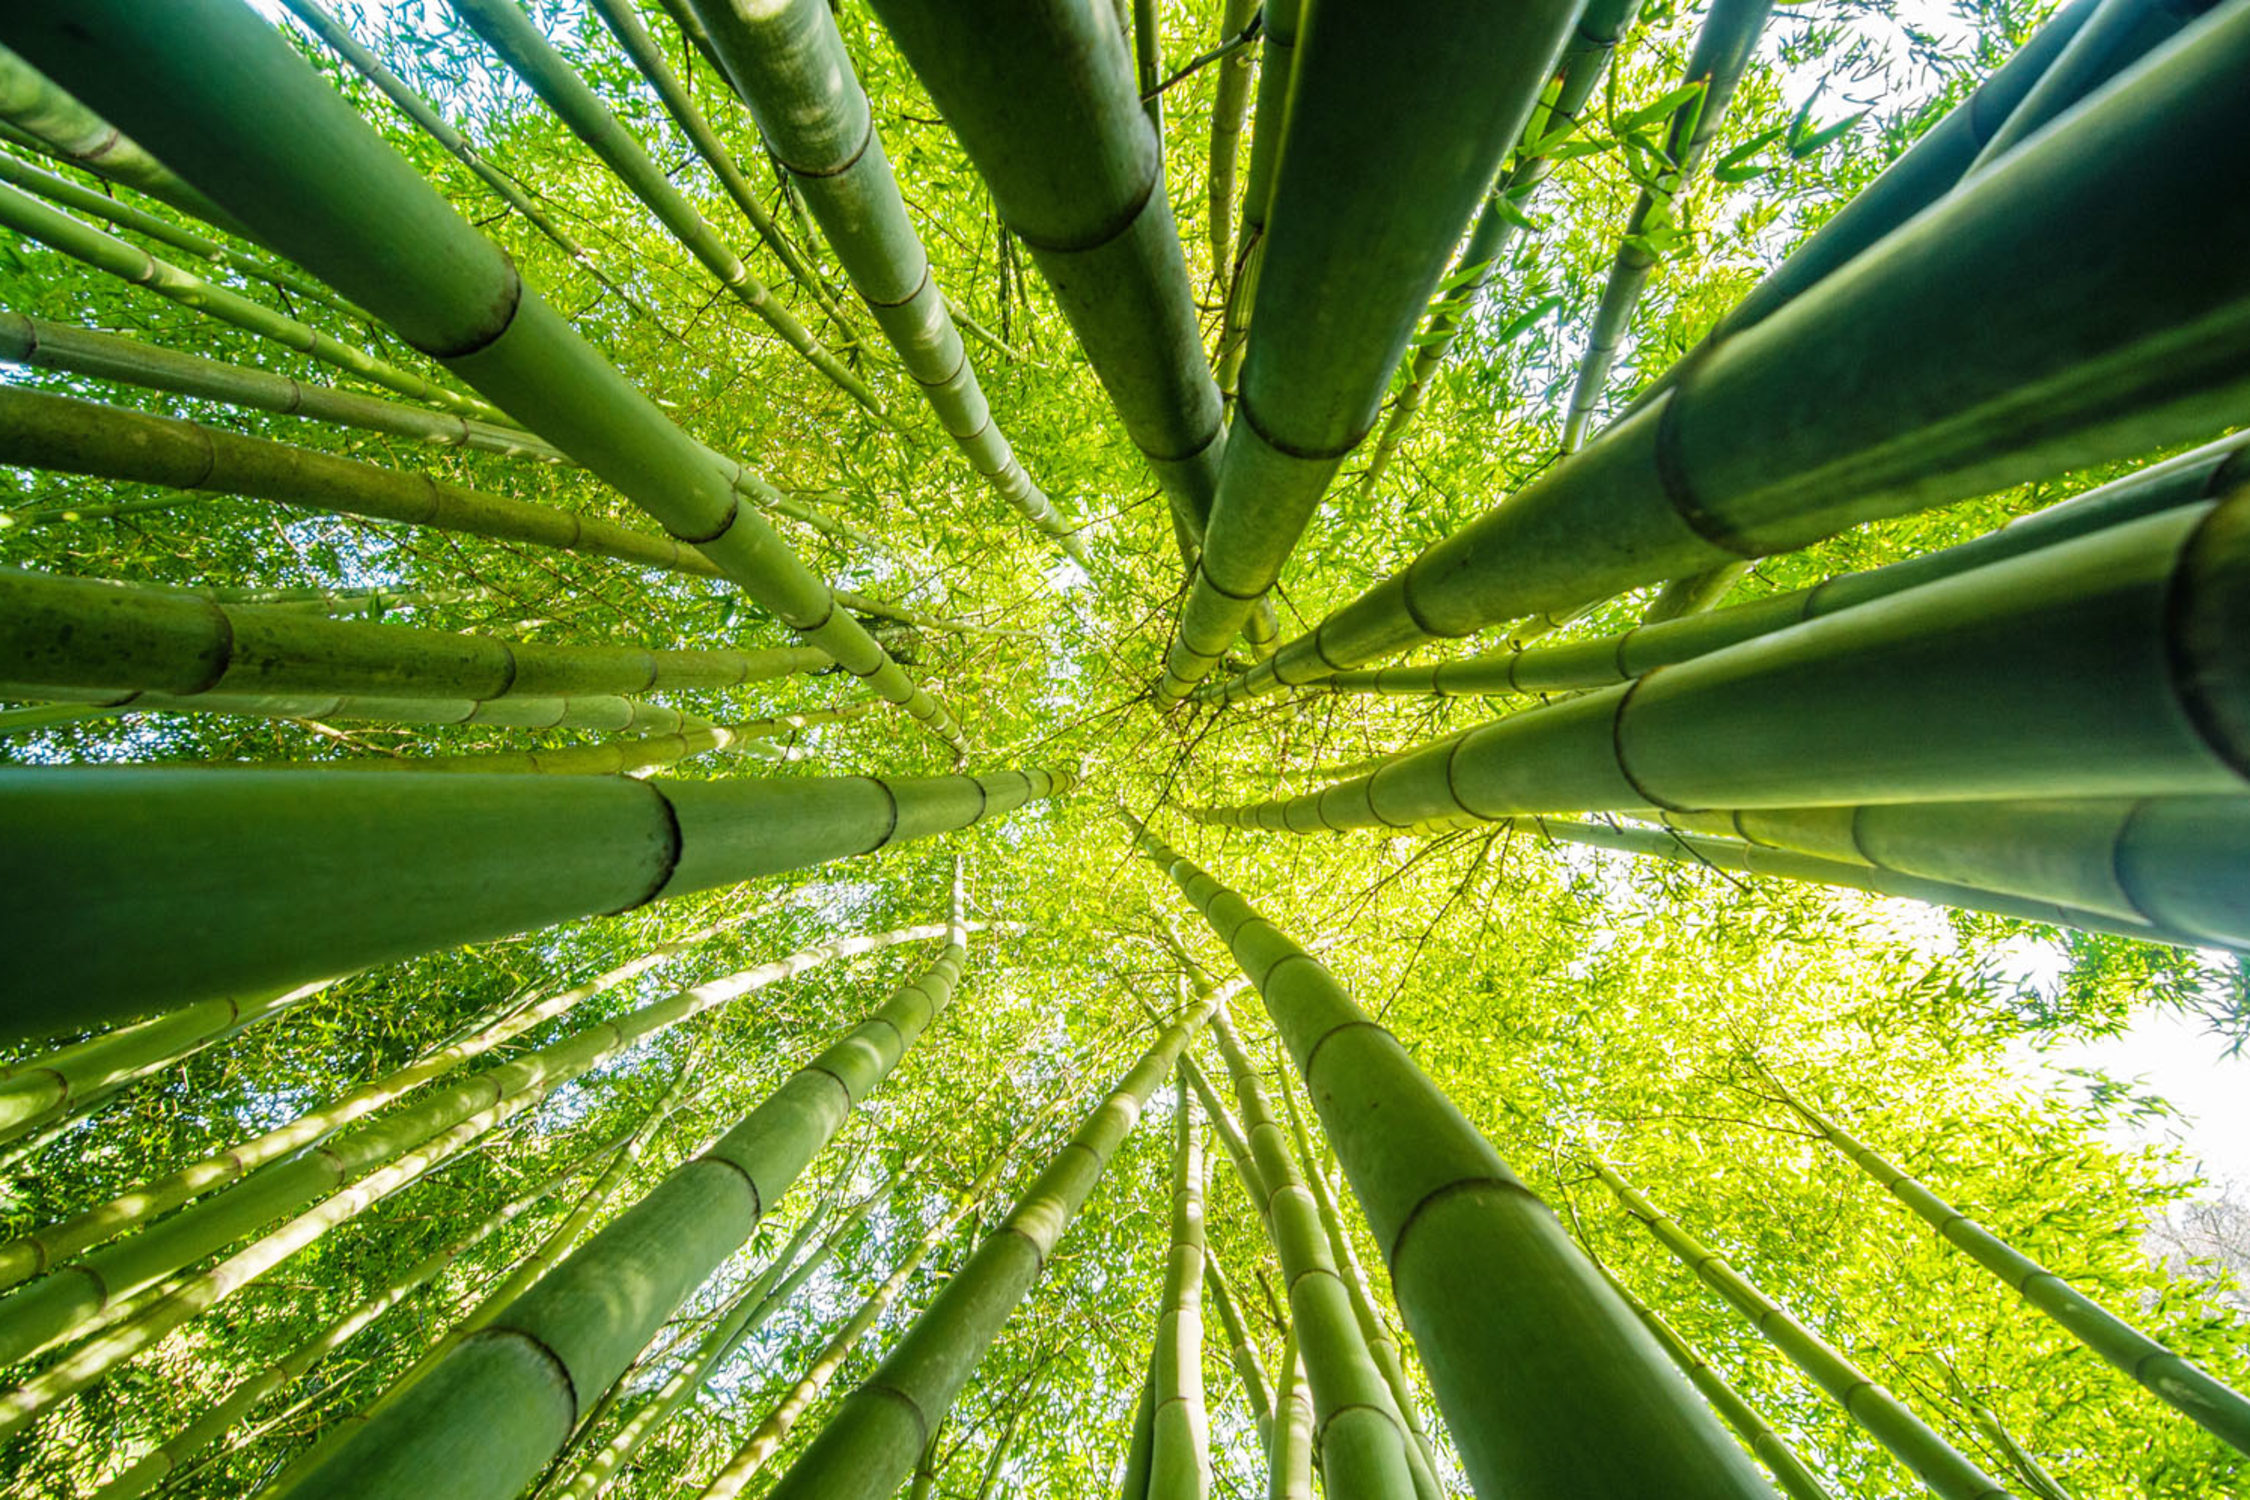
[759,992,1215,1500]
[683,0,1086,562]
[1587,1156,2017,1500]
[291,911,974,1500]
[0,766,1070,1037]
[1129,818,1779,1500]
[1154,0,1582,699]
[4,0,963,751]
[1216,10,2250,701]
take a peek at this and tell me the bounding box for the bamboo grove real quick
[0,0,2244,1496]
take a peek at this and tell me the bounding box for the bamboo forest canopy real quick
[0,0,2247,1495]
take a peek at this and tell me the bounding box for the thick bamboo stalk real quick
[1201,1241,1273,1445]
[1355,0,1646,496]
[7,0,964,750]
[1558,0,1775,452]
[1117,1360,1157,1500]
[285,901,973,1500]
[0,682,709,737]
[1154,0,1583,701]
[754,988,1215,1500]
[1268,1328,1312,1500]
[1601,1270,1838,1500]
[1968,0,2219,173]
[1204,0,1257,276]
[0,44,246,234]
[1211,10,2250,700]
[1586,1155,2015,1500]
[0,921,944,1370]
[445,0,888,422]
[1149,1080,1211,1500]
[1189,489,2250,834]
[1764,1075,2250,1452]
[863,0,1224,557]
[1199,995,1422,1500]
[1130,819,1778,1499]
[0,180,500,421]
[683,0,1085,562]
[1214,0,1298,393]
[0,920,743,1290]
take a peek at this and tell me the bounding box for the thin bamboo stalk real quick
[1558,0,1774,452]
[1267,1327,1312,1500]
[1201,1242,1273,1445]
[1761,1073,2250,1452]
[1204,0,1257,277]
[1149,1080,1211,1500]
[234,712,859,776]
[1209,10,2250,700]
[445,0,889,423]
[7,0,964,750]
[0,180,500,421]
[0,682,709,737]
[1641,561,1749,623]
[284,891,973,1500]
[1154,0,1583,701]
[1177,1046,1267,1224]
[1129,818,1778,1499]
[754,987,1215,1500]
[682,0,1085,561]
[1117,1359,1157,1500]
[1213,0,1298,394]
[1585,1154,2015,1500]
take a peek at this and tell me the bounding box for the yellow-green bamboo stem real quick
[1268,1328,1312,1500]
[1,681,710,737]
[1149,1079,1211,1500]
[1201,1241,1273,1445]
[233,714,858,775]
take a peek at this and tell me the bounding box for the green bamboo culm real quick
[1584,1153,2016,1500]
[1640,562,1751,623]
[1210,8,2250,701]
[1128,817,1780,1500]
[440,0,891,425]
[1152,0,1585,701]
[235,713,857,776]
[1271,431,2248,705]
[1757,1070,2250,1453]
[283,890,975,1500]
[0,179,502,422]
[1201,1240,1274,1445]
[1355,0,1645,498]
[2,682,709,738]
[754,987,1217,1500]
[5,0,965,753]
[1213,0,1299,394]
[1268,1328,1313,1500]
[679,0,1087,563]
[1117,1359,1157,1500]
[1204,0,1258,278]
[1557,0,1774,453]
[0,765,1068,1038]
[861,0,1224,564]
[1965,0,2223,174]
[1150,1079,1211,1500]
[0,43,247,235]
[1598,1269,1839,1500]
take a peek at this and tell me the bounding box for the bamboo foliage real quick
[6,0,964,750]
[1209,10,2250,700]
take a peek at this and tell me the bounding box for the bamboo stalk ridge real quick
[1153,0,1585,702]
[443,0,889,423]
[0,921,948,1371]
[0,682,710,737]
[0,568,831,707]
[5,0,964,751]
[1208,10,2250,701]
[1356,0,1646,497]
[1149,1080,1211,1500]
[1599,1269,1839,1500]
[862,0,1225,559]
[287,892,974,1500]
[1190,488,2250,831]
[0,179,502,422]
[1198,987,1422,1500]
[0,764,1069,1037]
[0,44,247,236]
[755,986,1215,1500]
[1201,1242,1274,1445]
[1129,817,1779,1499]
[1760,1073,2250,1452]
[1557,0,1775,453]
[683,0,1086,563]
[0,919,749,1290]
[1585,1154,2017,1500]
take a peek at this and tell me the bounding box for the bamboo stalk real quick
[1129,818,1778,1499]
[687,0,1085,562]
[1267,1327,1312,1500]
[754,986,1215,1500]
[232,712,861,776]
[1154,0,1584,701]
[1641,561,1750,623]
[285,893,974,1500]
[1201,1242,1273,1445]
[1966,0,2218,173]
[1209,10,2250,700]
[1761,1073,2250,1453]
[0,180,501,421]
[445,0,889,424]
[1214,0,1298,394]
[1204,0,1257,279]
[1149,1079,1211,1500]
[1558,0,1775,452]
[7,0,964,750]
[1585,1154,2015,1500]
[1117,1359,1157,1500]
[0,682,709,736]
